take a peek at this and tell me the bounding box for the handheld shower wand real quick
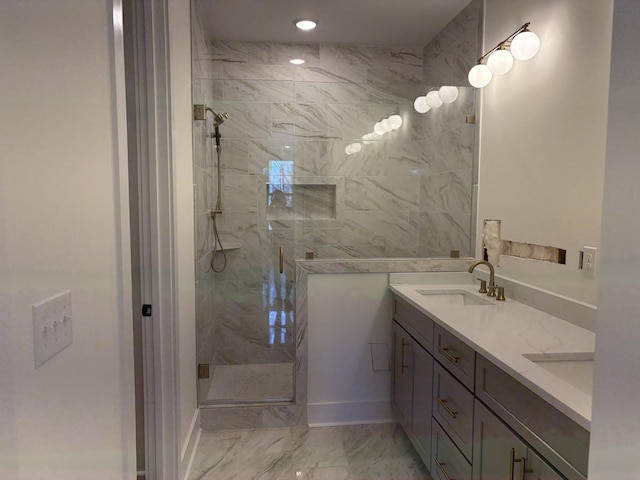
[193,104,230,272]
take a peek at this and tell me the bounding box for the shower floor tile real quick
[206,363,294,403]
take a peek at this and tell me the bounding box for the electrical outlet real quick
[32,290,73,368]
[580,247,598,278]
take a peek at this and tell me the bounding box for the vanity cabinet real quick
[391,297,434,470]
[390,293,588,480]
[474,400,564,480]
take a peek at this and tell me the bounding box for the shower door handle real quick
[279,247,284,274]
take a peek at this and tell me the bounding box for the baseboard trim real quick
[307,400,394,427]
[180,409,201,480]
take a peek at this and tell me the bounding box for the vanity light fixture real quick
[425,90,443,109]
[468,22,540,88]
[438,86,459,104]
[294,18,318,31]
[388,114,403,129]
[289,58,306,65]
[414,96,430,114]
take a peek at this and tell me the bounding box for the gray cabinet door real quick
[473,399,527,480]
[392,321,413,429]
[474,400,567,480]
[411,341,433,470]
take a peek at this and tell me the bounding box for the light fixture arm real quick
[477,22,531,64]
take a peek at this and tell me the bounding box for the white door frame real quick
[124,0,181,478]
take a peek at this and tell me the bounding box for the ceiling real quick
[195,0,472,47]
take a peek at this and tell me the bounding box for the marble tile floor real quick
[189,423,432,480]
[206,363,294,403]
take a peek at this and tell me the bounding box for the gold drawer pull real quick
[435,458,455,480]
[437,397,459,419]
[438,346,461,364]
[509,447,527,480]
[401,340,410,374]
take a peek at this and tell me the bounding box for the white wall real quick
[477,0,613,305]
[168,0,200,465]
[0,1,136,479]
[589,0,640,477]
[307,274,394,425]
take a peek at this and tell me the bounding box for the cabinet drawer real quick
[393,296,434,352]
[434,324,475,391]
[476,355,588,480]
[433,362,474,461]
[432,419,472,480]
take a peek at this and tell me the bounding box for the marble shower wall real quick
[192,1,480,367]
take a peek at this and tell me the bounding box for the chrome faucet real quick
[468,260,499,298]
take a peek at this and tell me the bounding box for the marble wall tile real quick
[193,58,225,80]
[391,46,424,67]
[425,128,474,172]
[367,64,423,85]
[344,176,420,212]
[248,42,320,66]
[218,138,249,174]
[340,211,416,248]
[224,63,297,81]
[211,101,272,139]
[320,45,391,70]
[295,82,369,105]
[295,65,367,84]
[218,176,256,216]
[414,211,472,257]
[421,169,472,213]
[223,79,295,103]
[385,141,431,175]
[195,166,213,214]
[272,103,343,140]
[366,83,420,105]
[192,78,224,103]
[210,40,249,63]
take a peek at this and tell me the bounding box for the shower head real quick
[206,107,229,127]
[213,111,229,127]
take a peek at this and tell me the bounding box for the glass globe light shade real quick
[374,122,386,135]
[487,49,514,75]
[380,119,392,132]
[345,144,353,155]
[468,64,493,88]
[351,142,362,153]
[369,132,383,140]
[388,114,403,129]
[438,86,459,104]
[425,91,443,109]
[510,31,540,61]
[289,58,306,65]
[414,96,430,114]
[362,134,370,141]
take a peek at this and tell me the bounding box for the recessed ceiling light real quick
[289,58,306,65]
[294,18,317,31]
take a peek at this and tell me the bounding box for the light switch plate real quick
[32,290,73,368]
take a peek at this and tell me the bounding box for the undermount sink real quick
[416,289,495,306]
[522,352,594,395]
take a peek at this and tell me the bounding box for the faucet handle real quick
[496,285,506,301]
[477,279,487,294]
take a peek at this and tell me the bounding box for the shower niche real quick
[267,183,337,221]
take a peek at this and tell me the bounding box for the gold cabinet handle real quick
[509,447,527,480]
[401,340,410,374]
[434,458,454,480]
[279,247,284,274]
[438,346,461,364]
[436,397,459,419]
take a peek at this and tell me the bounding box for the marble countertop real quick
[389,281,595,431]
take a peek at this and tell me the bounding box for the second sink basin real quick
[522,352,594,395]
[416,289,495,306]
